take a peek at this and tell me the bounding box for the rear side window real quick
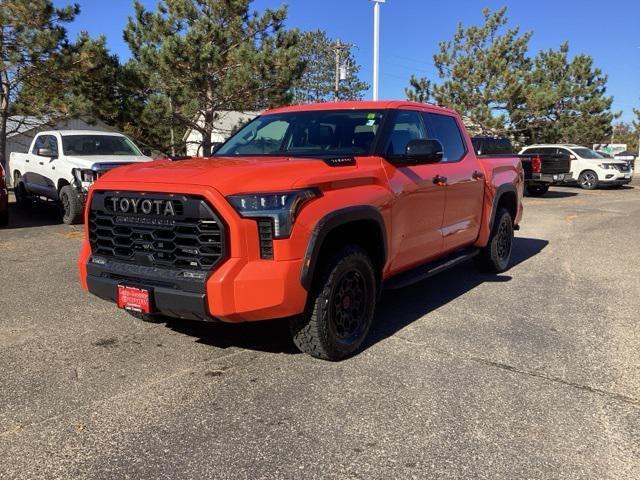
[423,113,466,162]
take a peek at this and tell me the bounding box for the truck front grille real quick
[88,191,226,271]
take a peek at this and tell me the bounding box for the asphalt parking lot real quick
[1,182,639,480]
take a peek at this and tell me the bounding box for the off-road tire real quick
[59,185,84,225]
[525,183,550,197]
[127,311,166,323]
[289,245,377,361]
[578,170,598,190]
[474,207,514,273]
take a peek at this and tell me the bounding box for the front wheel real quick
[525,183,550,197]
[59,185,84,225]
[475,207,514,273]
[289,245,377,361]
[578,170,598,190]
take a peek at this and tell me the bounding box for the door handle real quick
[472,170,485,180]
[38,162,44,165]
[432,175,447,186]
[25,159,30,163]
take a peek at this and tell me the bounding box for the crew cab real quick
[0,163,8,226]
[472,136,571,196]
[520,144,633,190]
[79,101,524,360]
[10,130,152,224]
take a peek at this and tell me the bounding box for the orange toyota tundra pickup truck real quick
[79,101,523,360]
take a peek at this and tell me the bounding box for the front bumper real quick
[83,255,307,322]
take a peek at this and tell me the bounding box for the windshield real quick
[572,148,605,159]
[214,110,386,157]
[61,135,142,156]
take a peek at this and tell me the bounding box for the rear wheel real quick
[578,170,598,190]
[475,207,514,273]
[525,183,550,197]
[289,245,377,361]
[59,185,84,225]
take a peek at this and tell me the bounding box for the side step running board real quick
[383,248,479,290]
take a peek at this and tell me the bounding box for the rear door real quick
[423,112,484,253]
[382,109,446,273]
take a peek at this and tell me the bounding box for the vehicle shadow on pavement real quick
[536,190,579,199]
[165,316,298,354]
[363,236,549,353]
[2,195,62,229]
[164,237,548,357]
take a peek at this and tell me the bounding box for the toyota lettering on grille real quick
[109,197,176,216]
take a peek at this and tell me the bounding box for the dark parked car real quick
[0,163,8,226]
[472,137,572,196]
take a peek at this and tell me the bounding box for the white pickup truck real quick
[10,130,152,224]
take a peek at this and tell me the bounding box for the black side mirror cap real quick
[404,139,444,164]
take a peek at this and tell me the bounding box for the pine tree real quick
[512,43,617,144]
[0,0,79,167]
[291,30,368,103]
[124,0,303,156]
[430,7,531,135]
[405,75,431,103]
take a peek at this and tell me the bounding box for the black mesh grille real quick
[88,191,226,271]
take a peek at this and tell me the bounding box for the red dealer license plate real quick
[117,285,151,314]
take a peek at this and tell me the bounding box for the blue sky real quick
[56,0,640,122]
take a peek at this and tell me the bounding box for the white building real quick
[183,111,259,156]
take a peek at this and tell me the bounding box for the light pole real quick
[371,0,385,101]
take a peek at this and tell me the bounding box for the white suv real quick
[519,144,633,190]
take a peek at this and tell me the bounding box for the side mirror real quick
[404,139,444,164]
[211,142,223,154]
[141,147,152,157]
[37,148,57,158]
[569,154,576,160]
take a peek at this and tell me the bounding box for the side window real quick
[422,113,466,162]
[539,148,556,156]
[556,148,571,158]
[386,110,426,156]
[32,135,46,154]
[524,148,540,155]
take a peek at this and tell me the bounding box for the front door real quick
[28,134,58,199]
[382,110,446,274]
[422,112,484,253]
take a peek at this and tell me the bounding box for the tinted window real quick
[423,113,466,162]
[215,110,386,157]
[61,135,141,156]
[386,110,426,155]
[523,147,540,154]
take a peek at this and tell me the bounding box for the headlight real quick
[73,169,98,186]
[598,163,617,170]
[227,189,320,238]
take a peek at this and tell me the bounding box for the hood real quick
[66,155,153,168]
[96,156,357,196]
